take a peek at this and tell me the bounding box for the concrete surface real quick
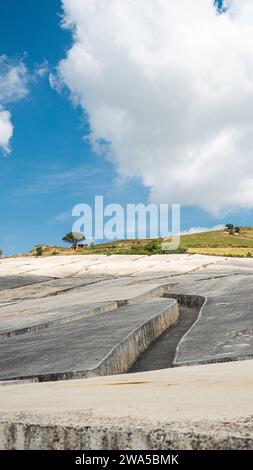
[0,277,171,336]
[169,274,253,365]
[0,360,252,449]
[0,254,253,377]
[0,254,253,449]
[0,298,178,381]
[130,306,198,372]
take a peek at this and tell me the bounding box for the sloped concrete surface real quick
[0,254,253,373]
[0,298,178,381]
[169,274,253,365]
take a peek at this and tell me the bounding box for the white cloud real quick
[0,55,29,154]
[0,110,13,154]
[35,60,49,78]
[181,224,225,235]
[55,0,253,216]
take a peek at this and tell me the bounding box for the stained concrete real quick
[0,275,52,291]
[0,276,171,335]
[1,254,253,374]
[0,298,177,381]
[170,274,253,365]
[130,306,198,372]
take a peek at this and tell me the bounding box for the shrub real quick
[51,250,59,256]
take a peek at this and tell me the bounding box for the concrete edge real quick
[127,283,175,305]
[0,301,120,340]
[87,299,179,379]
[165,293,253,368]
[0,417,252,450]
[0,300,179,384]
[163,293,207,367]
[0,283,173,339]
[175,353,253,368]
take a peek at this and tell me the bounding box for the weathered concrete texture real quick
[0,360,252,450]
[170,274,253,366]
[0,275,52,292]
[0,254,253,449]
[1,253,253,378]
[0,275,114,303]
[0,298,178,382]
[0,414,252,450]
[0,276,172,336]
[130,306,198,372]
[0,300,121,339]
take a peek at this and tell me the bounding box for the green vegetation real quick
[25,225,253,258]
[35,246,43,257]
[180,226,253,257]
[62,232,85,251]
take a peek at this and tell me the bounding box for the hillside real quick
[25,226,253,258]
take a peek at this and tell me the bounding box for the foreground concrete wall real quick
[0,360,252,450]
[0,418,252,450]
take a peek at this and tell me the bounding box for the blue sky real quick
[0,0,251,255]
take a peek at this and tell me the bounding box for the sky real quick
[0,0,252,255]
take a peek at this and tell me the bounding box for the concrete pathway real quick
[130,306,198,372]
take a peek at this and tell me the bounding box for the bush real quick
[51,250,59,256]
[247,252,252,258]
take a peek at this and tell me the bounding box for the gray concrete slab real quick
[0,277,168,336]
[0,254,253,376]
[170,274,253,365]
[0,275,51,291]
[0,298,176,381]
[0,275,114,303]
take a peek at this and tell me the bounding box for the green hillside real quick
[26,226,253,258]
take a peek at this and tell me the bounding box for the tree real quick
[62,232,85,250]
[225,224,234,231]
[235,226,241,234]
[35,246,43,257]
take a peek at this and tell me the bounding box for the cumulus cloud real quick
[56,0,253,215]
[0,55,29,154]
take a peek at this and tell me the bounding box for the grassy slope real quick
[180,227,253,257]
[27,227,253,258]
